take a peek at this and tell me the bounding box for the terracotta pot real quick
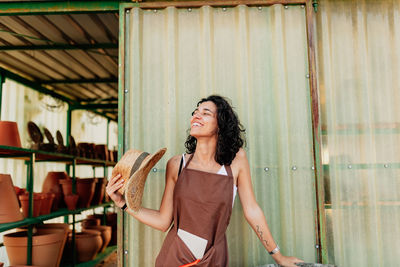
[59,179,72,196]
[0,174,24,223]
[14,186,26,196]
[42,171,69,211]
[113,150,118,162]
[91,178,107,205]
[64,194,79,210]
[94,144,108,160]
[19,193,42,218]
[76,178,96,208]
[0,262,3,267]
[0,121,22,147]
[108,149,114,162]
[39,193,55,216]
[87,213,106,225]
[81,218,100,228]
[36,223,69,267]
[83,225,112,252]
[106,212,117,245]
[73,230,103,262]
[4,230,65,267]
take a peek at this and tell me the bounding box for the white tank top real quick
[182,154,237,207]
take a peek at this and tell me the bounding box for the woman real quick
[107,95,304,267]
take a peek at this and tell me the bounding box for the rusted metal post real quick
[305,0,327,263]
[0,72,4,120]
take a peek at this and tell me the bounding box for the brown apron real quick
[155,154,234,267]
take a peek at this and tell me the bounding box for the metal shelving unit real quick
[0,145,116,266]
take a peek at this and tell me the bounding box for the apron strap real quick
[225,165,234,177]
[185,153,195,168]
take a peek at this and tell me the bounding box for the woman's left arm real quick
[234,149,303,267]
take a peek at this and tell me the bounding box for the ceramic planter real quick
[106,212,117,245]
[59,178,72,196]
[94,144,108,160]
[0,174,24,223]
[73,230,103,262]
[42,171,69,211]
[81,218,100,228]
[0,121,22,147]
[76,178,95,208]
[83,225,112,252]
[4,230,65,267]
[19,193,42,218]
[64,194,79,210]
[39,193,55,216]
[91,177,107,205]
[36,223,70,267]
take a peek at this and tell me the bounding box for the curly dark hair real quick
[185,95,246,165]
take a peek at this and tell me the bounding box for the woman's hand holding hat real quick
[106,174,126,209]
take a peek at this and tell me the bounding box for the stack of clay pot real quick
[18,192,42,218]
[87,212,117,246]
[58,176,79,211]
[17,192,56,218]
[81,217,112,252]
[42,171,69,211]
[91,177,107,205]
[0,121,22,148]
[63,229,103,263]
[59,177,96,209]
[3,223,69,267]
[0,174,24,223]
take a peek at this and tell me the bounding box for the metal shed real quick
[1,0,399,267]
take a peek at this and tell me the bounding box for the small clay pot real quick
[59,179,72,196]
[72,230,103,262]
[83,225,112,252]
[39,193,55,216]
[64,194,79,210]
[81,218,100,228]
[42,171,69,211]
[18,193,43,218]
[0,121,22,147]
[4,230,65,267]
[94,144,108,160]
[0,175,24,223]
[77,142,90,158]
[76,178,96,208]
[91,178,107,205]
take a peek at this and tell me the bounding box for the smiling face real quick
[190,101,219,138]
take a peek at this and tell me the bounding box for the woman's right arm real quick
[106,155,180,232]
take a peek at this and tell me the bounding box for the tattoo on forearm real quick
[256,225,270,247]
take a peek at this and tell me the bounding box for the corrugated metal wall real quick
[125,5,317,266]
[0,78,118,265]
[317,0,400,266]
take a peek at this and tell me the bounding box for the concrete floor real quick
[96,251,117,267]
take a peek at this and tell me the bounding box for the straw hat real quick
[112,148,167,211]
